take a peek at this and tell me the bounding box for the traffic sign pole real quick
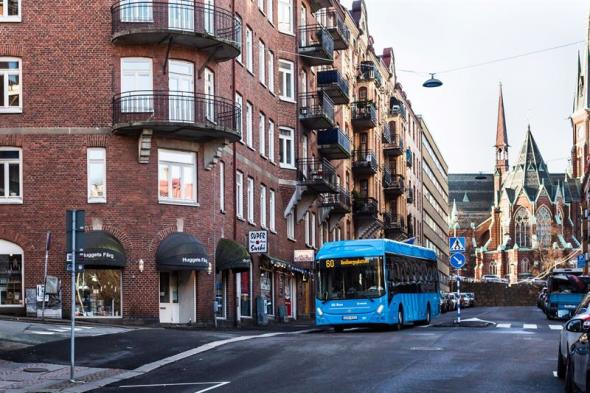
[70,212,76,382]
[450,232,465,325]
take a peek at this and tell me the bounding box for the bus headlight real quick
[316,307,324,317]
[376,305,384,315]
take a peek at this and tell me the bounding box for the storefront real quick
[77,231,126,318]
[0,239,24,311]
[214,238,251,320]
[156,232,208,324]
[262,255,311,320]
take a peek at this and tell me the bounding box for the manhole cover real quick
[410,346,443,351]
[23,367,49,373]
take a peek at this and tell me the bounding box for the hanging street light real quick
[423,73,443,88]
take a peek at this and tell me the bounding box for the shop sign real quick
[294,249,314,263]
[248,230,268,253]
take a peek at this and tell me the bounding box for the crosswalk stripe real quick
[523,324,537,329]
[549,325,563,330]
[497,323,511,328]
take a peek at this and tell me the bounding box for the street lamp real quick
[423,73,443,88]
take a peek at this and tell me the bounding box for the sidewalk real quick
[0,318,316,392]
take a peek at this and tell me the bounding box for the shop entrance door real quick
[159,272,179,323]
[284,275,297,319]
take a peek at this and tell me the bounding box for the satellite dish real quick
[423,73,443,88]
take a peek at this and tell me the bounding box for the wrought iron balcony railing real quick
[320,186,352,214]
[298,24,334,66]
[299,92,335,131]
[296,158,337,194]
[352,150,378,175]
[317,69,350,105]
[351,101,377,130]
[112,90,240,142]
[315,9,350,50]
[317,127,351,160]
[353,196,379,218]
[383,125,404,156]
[111,1,241,61]
[358,61,383,88]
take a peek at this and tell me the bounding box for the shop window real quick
[0,239,23,306]
[238,269,252,318]
[215,271,227,319]
[87,148,106,203]
[0,148,21,203]
[0,58,21,112]
[260,270,274,315]
[75,269,122,317]
[158,149,197,205]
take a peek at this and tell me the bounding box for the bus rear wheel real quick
[417,304,431,326]
[394,307,404,330]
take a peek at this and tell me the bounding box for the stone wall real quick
[451,282,540,307]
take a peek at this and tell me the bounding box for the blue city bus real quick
[315,239,440,331]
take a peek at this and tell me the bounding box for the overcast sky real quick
[340,0,588,174]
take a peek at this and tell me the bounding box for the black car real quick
[565,320,590,392]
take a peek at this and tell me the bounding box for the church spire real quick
[494,84,509,206]
[496,83,509,149]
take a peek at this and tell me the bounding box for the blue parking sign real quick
[578,254,586,269]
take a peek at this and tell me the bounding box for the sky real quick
[340,0,588,174]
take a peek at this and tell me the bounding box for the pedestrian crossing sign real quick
[449,237,466,252]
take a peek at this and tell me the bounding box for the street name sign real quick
[449,237,466,252]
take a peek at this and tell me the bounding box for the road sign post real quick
[449,237,466,324]
[66,210,84,382]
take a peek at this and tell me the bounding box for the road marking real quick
[549,325,563,330]
[496,323,511,328]
[523,324,537,329]
[120,382,230,392]
[553,371,558,378]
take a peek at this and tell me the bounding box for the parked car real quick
[447,293,459,310]
[440,292,448,313]
[537,287,548,310]
[564,320,590,392]
[558,310,590,378]
[464,292,475,307]
[482,274,502,283]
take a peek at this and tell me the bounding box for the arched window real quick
[557,207,565,235]
[514,208,531,248]
[0,239,24,306]
[520,258,530,273]
[535,206,552,248]
[489,261,498,276]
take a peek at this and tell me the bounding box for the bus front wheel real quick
[395,307,404,330]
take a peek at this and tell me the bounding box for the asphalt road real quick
[93,306,565,393]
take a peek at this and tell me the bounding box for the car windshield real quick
[317,257,385,300]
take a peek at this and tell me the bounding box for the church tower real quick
[494,84,509,204]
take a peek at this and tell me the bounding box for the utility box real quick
[256,296,268,326]
[277,305,287,323]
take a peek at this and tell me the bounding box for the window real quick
[120,0,152,22]
[536,206,552,248]
[258,41,266,84]
[489,261,498,276]
[259,112,266,157]
[247,177,255,224]
[236,171,244,219]
[278,0,293,34]
[520,258,530,273]
[0,58,21,112]
[246,102,253,148]
[0,148,21,202]
[0,240,23,306]
[267,0,273,24]
[260,185,267,228]
[287,212,295,240]
[311,212,316,248]
[258,0,264,11]
[278,60,294,101]
[279,127,295,168]
[120,58,153,112]
[158,150,197,205]
[0,0,21,21]
[215,271,227,319]
[267,51,275,93]
[87,148,106,203]
[237,267,252,318]
[235,93,243,142]
[260,270,274,315]
[269,189,276,231]
[514,208,531,248]
[304,212,310,246]
[235,15,243,64]
[246,27,253,73]
[203,67,215,122]
[219,161,225,212]
[76,269,122,317]
[268,120,275,162]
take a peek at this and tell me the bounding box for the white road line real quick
[496,323,511,328]
[523,324,538,329]
[549,325,563,330]
[120,382,230,389]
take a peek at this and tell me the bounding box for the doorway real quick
[159,271,195,323]
[168,60,194,123]
[169,0,194,31]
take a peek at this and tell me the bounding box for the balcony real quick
[320,187,352,214]
[296,158,337,194]
[298,25,334,66]
[384,213,406,237]
[317,69,350,105]
[358,61,383,88]
[299,93,335,131]
[390,100,407,118]
[112,91,240,142]
[383,169,404,196]
[111,2,241,62]
[309,0,333,13]
[315,9,350,50]
[352,150,378,176]
[351,101,377,131]
[318,128,351,160]
[353,196,379,219]
[382,125,403,156]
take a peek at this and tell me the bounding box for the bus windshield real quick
[317,257,385,300]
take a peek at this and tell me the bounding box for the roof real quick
[448,173,495,228]
[316,239,437,261]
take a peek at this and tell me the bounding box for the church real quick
[449,87,581,282]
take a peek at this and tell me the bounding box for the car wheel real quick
[565,357,575,393]
[557,344,566,379]
[395,307,404,331]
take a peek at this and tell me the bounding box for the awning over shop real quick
[156,232,209,271]
[215,239,251,272]
[82,231,127,267]
[262,254,311,276]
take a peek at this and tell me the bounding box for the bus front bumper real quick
[315,311,387,326]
